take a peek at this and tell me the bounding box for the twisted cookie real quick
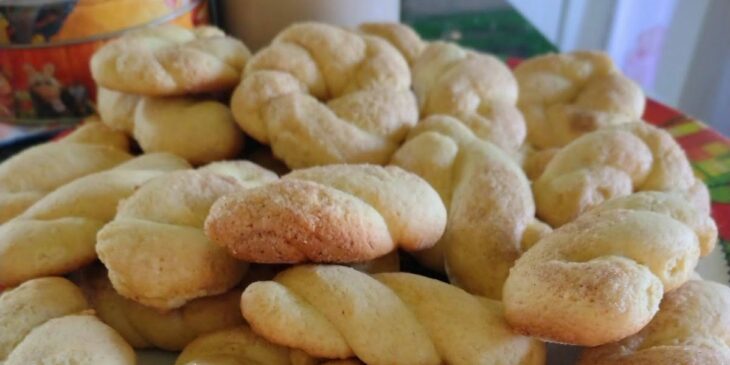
[0,277,134,364]
[231,22,418,168]
[79,266,243,351]
[97,161,278,310]
[0,121,130,224]
[412,42,526,152]
[534,122,699,226]
[97,87,244,165]
[0,153,189,286]
[503,192,710,346]
[241,265,545,365]
[176,326,363,365]
[358,22,425,66]
[92,25,250,95]
[514,51,645,149]
[578,279,730,364]
[205,164,446,264]
[391,115,540,298]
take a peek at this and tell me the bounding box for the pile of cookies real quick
[0,21,727,365]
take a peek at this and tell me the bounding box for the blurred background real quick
[406,0,730,135]
[1,0,728,144]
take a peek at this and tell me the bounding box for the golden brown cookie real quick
[97,161,277,310]
[240,265,544,365]
[578,279,730,364]
[91,25,250,95]
[503,197,709,346]
[230,22,417,168]
[0,153,189,286]
[515,51,645,149]
[533,122,698,226]
[79,265,244,351]
[412,42,526,152]
[391,115,537,298]
[0,276,135,364]
[205,164,446,264]
[0,122,131,224]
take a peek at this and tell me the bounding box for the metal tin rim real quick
[0,0,201,49]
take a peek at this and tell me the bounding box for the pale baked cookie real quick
[0,277,134,364]
[0,153,189,286]
[240,265,545,365]
[97,87,139,133]
[578,279,730,364]
[176,325,364,365]
[79,265,244,351]
[0,122,131,224]
[97,87,244,165]
[230,22,418,168]
[6,314,135,365]
[412,42,526,152]
[533,121,699,226]
[97,161,277,310]
[515,51,645,149]
[358,22,425,65]
[134,97,244,165]
[503,193,712,346]
[391,115,539,298]
[91,25,250,95]
[205,164,446,264]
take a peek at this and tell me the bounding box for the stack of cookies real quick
[0,21,726,365]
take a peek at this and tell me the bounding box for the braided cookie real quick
[97,161,278,310]
[358,22,425,66]
[230,22,418,168]
[534,121,698,226]
[0,277,134,364]
[241,265,544,365]
[578,279,730,364]
[205,164,446,264]
[412,42,526,152]
[91,25,250,96]
[514,51,645,149]
[0,153,189,286]
[97,87,244,165]
[0,122,130,224]
[176,325,364,365]
[78,266,243,351]
[503,192,710,346]
[391,115,538,298]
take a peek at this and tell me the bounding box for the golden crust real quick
[91,25,250,95]
[0,154,190,286]
[97,161,276,310]
[391,115,534,298]
[503,206,704,346]
[578,280,730,364]
[240,265,544,364]
[412,42,526,152]
[205,164,446,264]
[515,51,645,149]
[231,22,417,168]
